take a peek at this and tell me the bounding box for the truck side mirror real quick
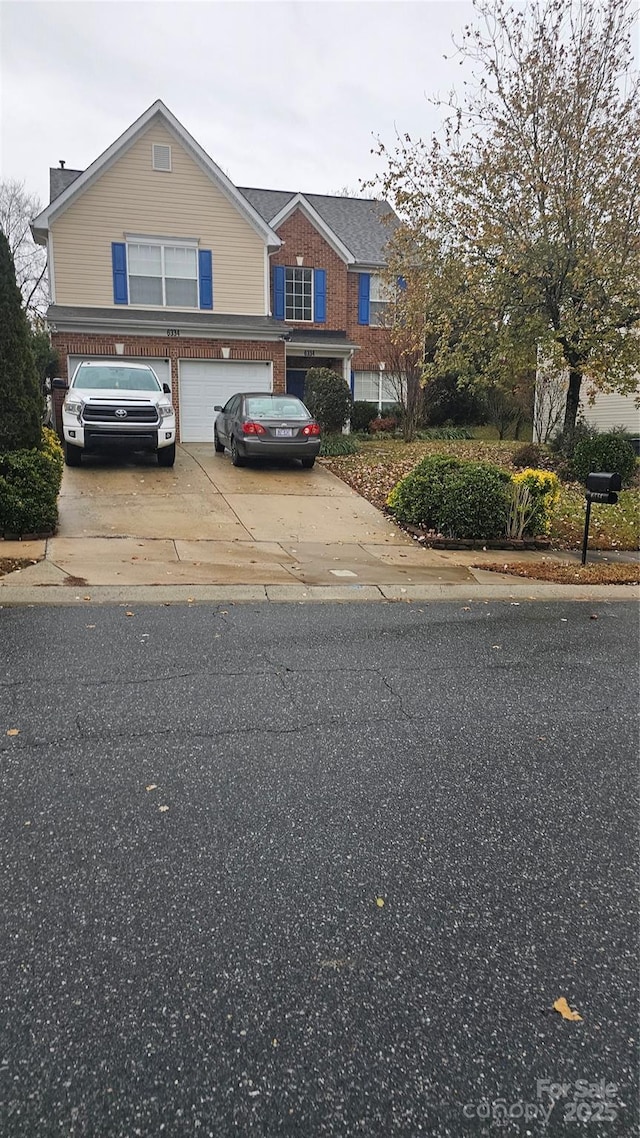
[163,383,171,394]
[51,378,68,390]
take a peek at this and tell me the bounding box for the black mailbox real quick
[585,471,622,504]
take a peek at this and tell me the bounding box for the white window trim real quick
[285,266,314,323]
[126,237,200,310]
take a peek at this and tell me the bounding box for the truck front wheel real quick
[65,442,82,467]
[158,443,176,468]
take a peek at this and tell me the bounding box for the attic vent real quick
[152,144,172,172]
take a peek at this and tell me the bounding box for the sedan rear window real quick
[72,365,162,392]
[245,396,310,420]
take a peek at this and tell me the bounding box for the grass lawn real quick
[321,437,640,551]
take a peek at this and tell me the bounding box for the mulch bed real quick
[0,558,39,578]
[475,560,640,585]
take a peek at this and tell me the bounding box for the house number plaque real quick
[166,329,181,337]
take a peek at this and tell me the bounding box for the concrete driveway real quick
[5,445,475,589]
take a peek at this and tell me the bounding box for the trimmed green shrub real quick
[0,233,43,452]
[351,401,377,432]
[304,368,353,433]
[319,433,359,456]
[387,454,510,539]
[571,432,637,487]
[0,429,64,535]
[437,463,511,539]
[387,455,464,527]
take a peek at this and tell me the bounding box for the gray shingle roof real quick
[49,168,83,203]
[239,188,398,265]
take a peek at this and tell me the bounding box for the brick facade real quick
[51,331,286,440]
[271,209,392,374]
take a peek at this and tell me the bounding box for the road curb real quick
[0,582,638,605]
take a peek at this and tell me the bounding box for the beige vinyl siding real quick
[581,384,640,434]
[50,122,266,314]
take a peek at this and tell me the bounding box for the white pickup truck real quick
[53,360,176,467]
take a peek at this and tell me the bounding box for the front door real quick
[286,369,307,400]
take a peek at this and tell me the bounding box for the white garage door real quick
[179,360,273,442]
[67,355,172,390]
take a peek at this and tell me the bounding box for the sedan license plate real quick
[275,428,293,437]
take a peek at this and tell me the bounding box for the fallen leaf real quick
[461,606,471,611]
[126,611,135,617]
[146,784,157,792]
[158,805,169,812]
[83,595,91,601]
[376,896,385,908]
[86,624,96,629]
[553,997,583,1021]
[590,613,599,620]
[187,597,195,603]
[560,618,568,622]
[491,644,502,649]
[6,728,19,736]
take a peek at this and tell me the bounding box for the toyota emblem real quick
[115,409,127,418]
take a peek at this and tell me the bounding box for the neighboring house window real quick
[353,370,400,404]
[285,267,313,321]
[128,242,198,307]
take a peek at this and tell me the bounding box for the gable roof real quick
[31,101,281,248]
[239,188,398,265]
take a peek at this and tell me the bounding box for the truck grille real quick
[82,404,159,424]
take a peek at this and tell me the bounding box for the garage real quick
[67,355,172,391]
[178,359,273,442]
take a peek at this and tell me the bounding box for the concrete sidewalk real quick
[1,444,638,604]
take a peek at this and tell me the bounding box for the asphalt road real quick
[0,601,638,1137]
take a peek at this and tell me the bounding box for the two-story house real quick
[31,100,402,442]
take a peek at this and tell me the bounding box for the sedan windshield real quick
[245,396,310,420]
[72,366,162,392]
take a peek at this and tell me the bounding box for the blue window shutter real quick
[358,273,370,324]
[273,265,285,320]
[314,269,326,323]
[397,275,407,291]
[198,249,213,310]
[111,242,128,305]
[350,369,355,397]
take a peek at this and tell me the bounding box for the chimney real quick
[59,160,66,169]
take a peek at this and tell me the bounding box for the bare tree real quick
[0,180,48,319]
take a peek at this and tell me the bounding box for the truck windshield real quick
[72,366,162,392]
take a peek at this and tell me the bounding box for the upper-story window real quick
[273,266,325,323]
[358,272,406,326]
[128,241,198,307]
[285,267,313,321]
[369,274,394,326]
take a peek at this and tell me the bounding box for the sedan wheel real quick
[230,437,245,467]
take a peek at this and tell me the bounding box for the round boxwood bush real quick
[304,368,353,433]
[437,462,511,539]
[388,454,510,539]
[387,455,464,527]
[571,432,637,487]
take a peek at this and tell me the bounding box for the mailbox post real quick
[582,472,622,565]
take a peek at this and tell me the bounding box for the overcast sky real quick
[1,0,477,207]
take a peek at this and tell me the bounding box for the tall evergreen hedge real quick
[0,232,42,451]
